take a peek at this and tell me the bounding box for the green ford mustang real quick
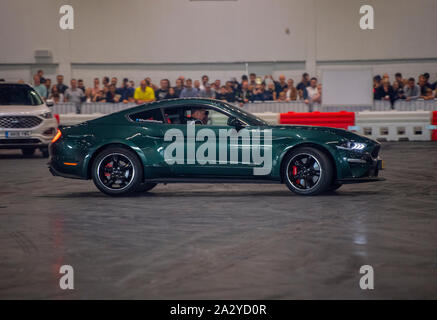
[49,98,384,196]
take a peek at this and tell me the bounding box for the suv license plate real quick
[5,131,32,138]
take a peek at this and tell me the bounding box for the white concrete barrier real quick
[355,111,432,141]
[253,112,280,124]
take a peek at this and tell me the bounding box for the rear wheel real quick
[92,147,143,196]
[282,147,333,196]
[21,148,35,157]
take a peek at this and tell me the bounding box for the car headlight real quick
[40,112,53,119]
[336,141,366,151]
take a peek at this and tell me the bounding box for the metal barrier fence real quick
[52,99,437,115]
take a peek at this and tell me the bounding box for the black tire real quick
[21,148,35,157]
[282,147,333,196]
[91,147,143,196]
[327,182,343,192]
[136,182,157,193]
[40,147,49,158]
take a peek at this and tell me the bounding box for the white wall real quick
[0,0,436,85]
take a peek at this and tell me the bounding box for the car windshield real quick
[0,84,44,106]
[223,102,269,126]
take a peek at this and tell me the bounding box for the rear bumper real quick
[48,161,87,180]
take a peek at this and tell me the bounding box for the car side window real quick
[162,106,185,124]
[129,108,163,123]
[162,105,231,126]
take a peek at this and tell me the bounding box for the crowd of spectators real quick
[373,72,437,106]
[27,69,437,108]
[30,70,323,107]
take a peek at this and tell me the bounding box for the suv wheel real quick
[92,147,143,196]
[40,147,49,158]
[22,148,35,157]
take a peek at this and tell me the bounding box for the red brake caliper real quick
[104,162,112,177]
[293,166,299,185]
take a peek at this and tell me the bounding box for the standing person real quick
[165,87,179,99]
[199,83,216,98]
[78,79,86,94]
[91,77,101,98]
[404,77,421,101]
[394,73,405,88]
[418,74,432,96]
[236,80,251,106]
[199,75,209,90]
[37,69,46,84]
[304,77,320,104]
[193,80,201,91]
[102,76,110,87]
[111,77,118,87]
[49,85,63,103]
[173,79,184,97]
[375,79,395,107]
[64,79,85,113]
[155,79,170,101]
[44,78,51,99]
[179,79,199,98]
[56,74,68,94]
[275,75,288,96]
[117,78,135,103]
[285,79,297,101]
[106,84,121,103]
[392,81,405,101]
[134,80,156,104]
[296,73,310,92]
[249,73,257,86]
[33,75,47,99]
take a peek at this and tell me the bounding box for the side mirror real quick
[46,99,54,107]
[227,117,245,130]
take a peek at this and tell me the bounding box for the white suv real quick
[0,83,58,157]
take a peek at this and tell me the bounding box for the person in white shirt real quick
[304,77,321,104]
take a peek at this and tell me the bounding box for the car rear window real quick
[129,108,164,123]
[0,84,44,106]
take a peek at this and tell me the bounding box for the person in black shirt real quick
[374,79,395,108]
[56,74,68,94]
[296,73,310,92]
[155,79,170,101]
[274,75,288,95]
[165,87,179,99]
[236,80,252,106]
[173,79,184,97]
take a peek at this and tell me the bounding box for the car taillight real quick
[51,129,62,143]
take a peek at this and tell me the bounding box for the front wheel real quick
[327,182,343,192]
[92,147,143,196]
[136,182,157,192]
[282,147,333,196]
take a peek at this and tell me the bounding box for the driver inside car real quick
[187,108,209,125]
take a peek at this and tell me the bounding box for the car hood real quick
[268,124,377,144]
[0,104,50,116]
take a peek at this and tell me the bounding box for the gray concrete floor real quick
[0,142,437,299]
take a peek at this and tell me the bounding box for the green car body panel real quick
[49,98,383,187]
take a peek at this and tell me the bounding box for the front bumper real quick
[0,118,57,149]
